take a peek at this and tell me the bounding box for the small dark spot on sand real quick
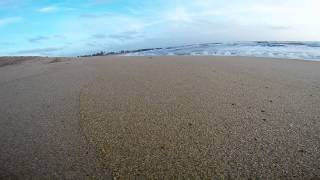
[188,123,193,126]
[298,149,306,153]
[86,151,89,154]
[261,110,265,113]
[49,58,62,64]
[269,100,273,103]
[265,86,269,89]
[262,118,267,121]
[310,95,313,97]
[231,103,236,106]
[160,146,165,150]
[254,137,257,141]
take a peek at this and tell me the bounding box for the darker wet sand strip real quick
[0,57,39,67]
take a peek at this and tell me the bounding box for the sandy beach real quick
[1,56,320,179]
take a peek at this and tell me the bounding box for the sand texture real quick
[0,56,320,179]
[79,56,320,179]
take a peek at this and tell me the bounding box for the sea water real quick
[125,41,320,61]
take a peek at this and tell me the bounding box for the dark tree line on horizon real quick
[78,48,163,57]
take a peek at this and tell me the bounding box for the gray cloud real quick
[86,31,144,47]
[92,34,107,39]
[28,35,65,43]
[15,47,62,54]
[79,13,98,18]
[267,25,292,30]
[86,42,97,47]
[53,35,65,39]
[28,36,50,43]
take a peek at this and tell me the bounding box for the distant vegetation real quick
[78,48,162,57]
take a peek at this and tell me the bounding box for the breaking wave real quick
[124,41,320,61]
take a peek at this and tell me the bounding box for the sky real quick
[0,0,319,56]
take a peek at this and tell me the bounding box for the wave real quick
[124,41,320,61]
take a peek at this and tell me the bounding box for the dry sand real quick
[1,56,320,179]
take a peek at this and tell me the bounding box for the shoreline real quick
[2,55,319,63]
[120,55,320,62]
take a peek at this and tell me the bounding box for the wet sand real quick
[0,57,112,179]
[1,56,320,179]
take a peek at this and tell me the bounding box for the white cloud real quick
[3,0,319,56]
[37,5,75,13]
[37,6,58,13]
[153,0,320,41]
[166,7,192,22]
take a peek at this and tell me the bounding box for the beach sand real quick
[1,56,320,179]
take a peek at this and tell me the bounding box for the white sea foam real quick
[124,42,320,61]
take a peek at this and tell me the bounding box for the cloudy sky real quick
[0,0,319,56]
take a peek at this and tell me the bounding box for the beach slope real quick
[80,57,320,179]
[1,56,320,179]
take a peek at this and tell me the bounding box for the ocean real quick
[124,41,320,61]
